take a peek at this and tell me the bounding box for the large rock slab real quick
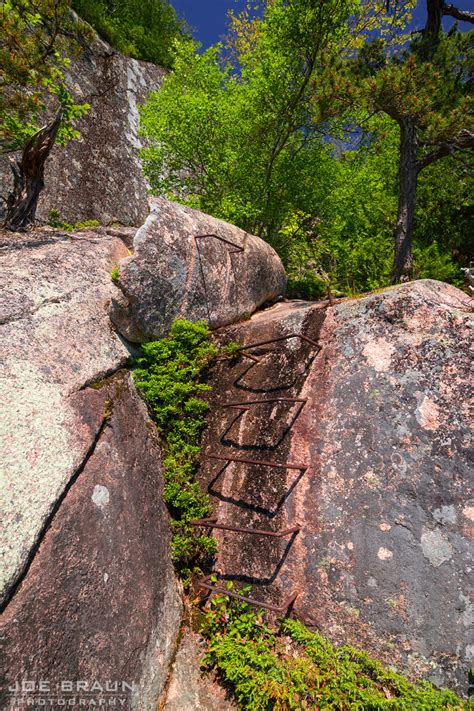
[0,231,182,709]
[1,229,129,601]
[198,281,473,695]
[163,632,237,711]
[1,373,182,710]
[0,36,165,226]
[110,198,287,341]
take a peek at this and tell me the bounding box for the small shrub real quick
[47,208,63,228]
[48,210,101,232]
[133,320,219,583]
[111,264,120,283]
[286,272,328,301]
[413,241,464,286]
[200,588,468,710]
[74,219,100,230]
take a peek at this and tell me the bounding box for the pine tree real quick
[354,1,473,281]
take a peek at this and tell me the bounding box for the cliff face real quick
[199,282,473,695]
[0,37,164,227]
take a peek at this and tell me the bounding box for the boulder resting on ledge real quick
[110,198,287,342]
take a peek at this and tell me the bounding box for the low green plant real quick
[48,210,101,232]
[200,585,468,710]
[74,219,100,230]
[47,209,65,229]
[133,320,219,583]
[111,264,120,284]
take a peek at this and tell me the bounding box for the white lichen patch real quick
[92,485,110,510]
[420,528,453,567]
[432,505,457,525]
[377,547,393,560]
[0,360,75,600]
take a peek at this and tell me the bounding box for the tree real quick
[71,0,189,68]
[141,0,471,295]
[352,1,473,281]
[141,0,357,247]
[0,0,89,230]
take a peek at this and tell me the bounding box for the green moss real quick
[133,320,219,584]
[199,587,469,710]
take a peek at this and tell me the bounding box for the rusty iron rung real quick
[206,454,307,471]
[190,517,301,538]
[219,397,307,409]
[232,333,320,390]
[237,333,320,352]
[194,234,243,327]
[198,577,299,614]
[195,234,244,254]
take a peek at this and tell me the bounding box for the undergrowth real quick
[199,585,469,710]
[133,320,236,584]
[111,264,120,283]
[47,209,100,232]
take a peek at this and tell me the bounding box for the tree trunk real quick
[3,112,61,232]
[392,116,418,283]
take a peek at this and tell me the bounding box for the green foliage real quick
[71,0,188,68]
[133,320,218,581]
[413,242,464,285]
[74,219,100,229]
[200,588,468,710]
[47,208,64,228]
[48,209,100,232]
[110,264,119,284]
[140,0,357,243]
[140,0,471,296]
[0,0,90,153]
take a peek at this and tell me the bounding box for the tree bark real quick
[3,112,61,232]
[392,116,418,283]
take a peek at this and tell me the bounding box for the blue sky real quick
[172,0,249,48]
[171,1,472,48]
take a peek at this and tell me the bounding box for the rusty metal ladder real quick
[193,334,320,614]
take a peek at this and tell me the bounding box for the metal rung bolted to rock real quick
[206,453,308,471]
[190,517,301,538]
[198,576,299,614]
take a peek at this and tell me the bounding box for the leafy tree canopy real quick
[140,0,473,294]
[71,0,189,67]
[0,0,90,154]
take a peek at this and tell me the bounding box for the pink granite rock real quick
[0,232,182,710]
[198,280,473,695]
[110,197,287,342]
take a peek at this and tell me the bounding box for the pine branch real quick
[442,4,474,24]
[417,129,474,171]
